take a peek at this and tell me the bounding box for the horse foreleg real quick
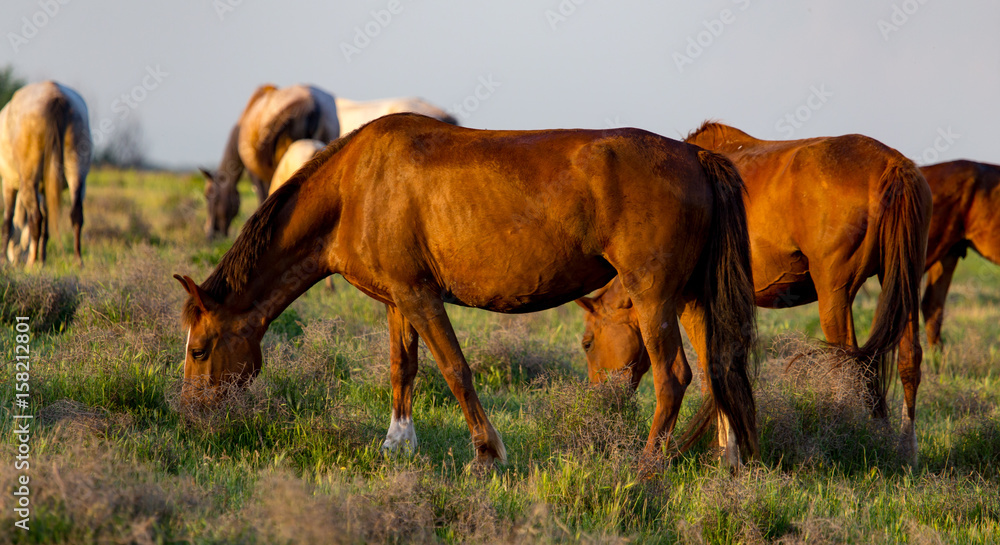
[921,255,959,348]
[897,309,922,465]
[2,184,15,263]
[382,303,420,453]
[394,291,506,465]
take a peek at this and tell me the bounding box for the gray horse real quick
[0,81,89,266]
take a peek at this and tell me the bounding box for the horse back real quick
[321,114,712,312]
[0,81,85,185]
[237,84,335,181]
[922,160,1000,264]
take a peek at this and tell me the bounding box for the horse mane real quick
[185,125,367,324]
[685,121,761,149]
[242,84,277,113]
[684,120,727,143]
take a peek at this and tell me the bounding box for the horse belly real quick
[439,252,616,314]
[750,238,816,308]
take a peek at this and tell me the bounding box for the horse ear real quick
[174,274,213,312]
[199,168,215,183]
[575,297,597,314]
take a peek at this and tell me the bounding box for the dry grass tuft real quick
[756,335,901,469]
[694,466,802,543]
[0,266,80,332]
[83,194,154,245]
[239,470,436,545]
[0,434,208,545]
[507,504,631,544]
[37,399,111,435]
[528,372,644,460]
[465,319,573,386]
[76,246,182,332]
[166,376,291,434]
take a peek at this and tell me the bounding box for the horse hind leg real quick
[393,291,506,465]
[2,183,16,263]
[679,299,738,467]
[620,272,691,468]
[382,304,420,453]
[63,134,87,264]
[897,306,922,464]
[814,280,892,414]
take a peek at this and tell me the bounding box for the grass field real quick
[1,167,998,544]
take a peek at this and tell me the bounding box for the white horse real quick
[202,83,341,238]
[0,81,90,266]
[204,88,457,238]
[334,97,456,135]
[268,98,457,194]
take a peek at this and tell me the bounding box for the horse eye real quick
[191,348,208,360]
[582,339,594,351]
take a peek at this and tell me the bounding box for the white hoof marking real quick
[382,414,417,453]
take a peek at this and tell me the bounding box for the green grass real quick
[0,167,998,543]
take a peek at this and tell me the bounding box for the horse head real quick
[575,278,649,390]
[174,274,262,405]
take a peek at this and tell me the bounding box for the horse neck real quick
[708,125,761,151]
[221,189,336,334]
[217,123,244,187]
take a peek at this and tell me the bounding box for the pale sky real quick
[2,0,997,170]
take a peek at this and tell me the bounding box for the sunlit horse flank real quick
[579,121,932,463]
[919,160,1000,347]
[201,83,340,238]
[0,81,89,266]
[176,113,759,468]
[202,86,457,238]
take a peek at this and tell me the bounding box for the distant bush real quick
[0,65,25,109]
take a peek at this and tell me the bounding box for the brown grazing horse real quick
[201,84,340,238]
[579,122,931,462]
[0,81,89,266]
[175,114,759,466]
[920,160,1000,346]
